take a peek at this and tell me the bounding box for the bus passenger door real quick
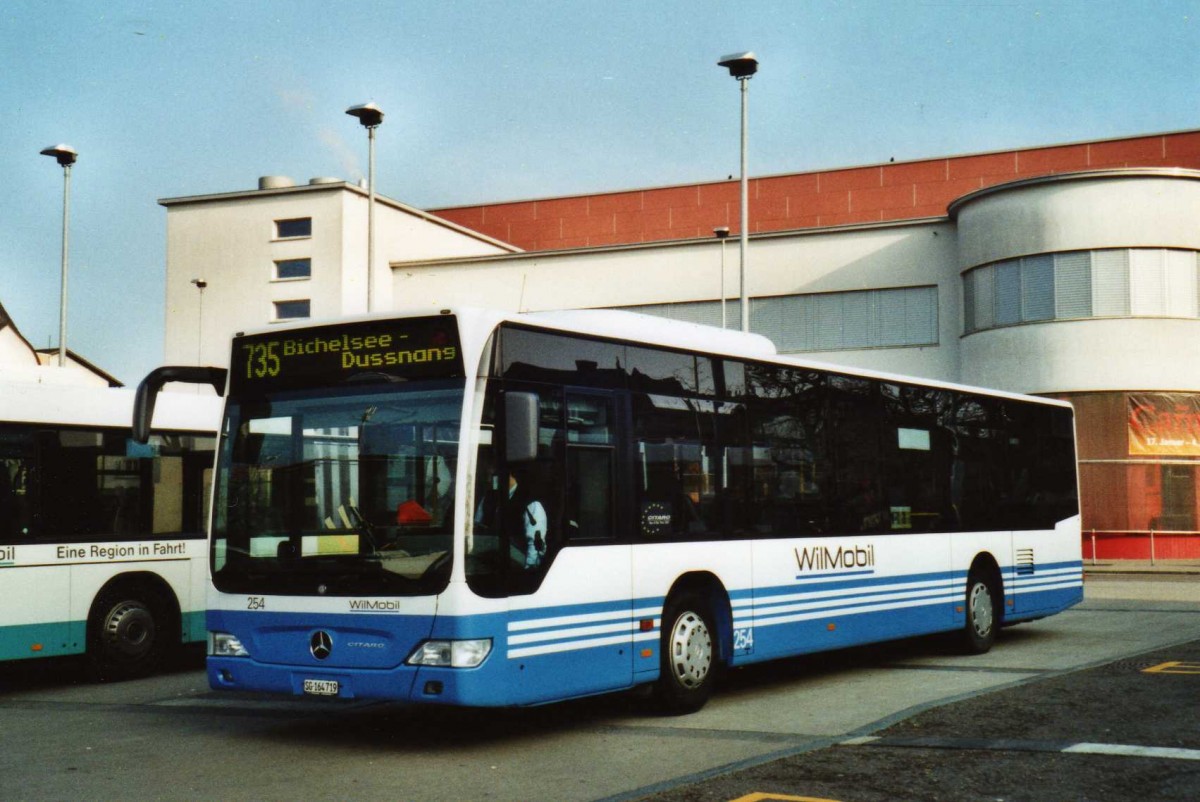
[502,389,633,704]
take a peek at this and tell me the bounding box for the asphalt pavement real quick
[635,567,1200,802]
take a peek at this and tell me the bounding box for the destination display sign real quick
[230,316,464,394]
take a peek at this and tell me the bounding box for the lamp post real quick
[345,102,385,313]
[40,144,77,366]
[191,278,207,364]
[717,52,758,333]
[713,226,730,329]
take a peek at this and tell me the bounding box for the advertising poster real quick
[1128,393,1200,457]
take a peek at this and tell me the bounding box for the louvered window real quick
[963,248,1200,334]
[1165,250,1198,317]
[994,262,1021,325]
[615,286,939,353]
[1092,250,1130,316]
[1055,252,1091,318]
[1022,255,1055,321]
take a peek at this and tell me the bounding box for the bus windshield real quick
[211,380,463,596]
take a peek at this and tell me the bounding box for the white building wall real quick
[164,189,350,369]
[0,314,113,386]
[953,172,1200,268]
[393,219,962,383]
[0,326,37,367]
[953,171,1200,395]
[960,318,1200,396]
[162,182,514,370]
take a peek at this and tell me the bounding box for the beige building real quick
[159,176,517,368]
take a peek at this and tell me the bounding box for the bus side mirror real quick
[133,366,228,443]
[505,392,539,463]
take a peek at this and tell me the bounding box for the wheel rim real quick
[968,581,994,638]
[103,601,156,659]
[668,610,712,689]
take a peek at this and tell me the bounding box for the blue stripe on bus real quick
[501,562,1083,661]
[793,569,877,582]
[506,598,662,661]
[735,567,962,601]
[746,588,959,627]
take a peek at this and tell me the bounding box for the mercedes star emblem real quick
[310,630,333,660]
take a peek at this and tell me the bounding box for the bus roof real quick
[0,380,220,432]
[235,306,777,360]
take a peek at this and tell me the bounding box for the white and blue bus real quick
[0,381,219,679]
[137,308,1081,712]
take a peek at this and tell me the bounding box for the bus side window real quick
[746,365,829,537]
[0,429,35,543]
[632,394,727,541]
[565,393,615,541]
[827,376,886,534]
[37,429,107,540]
[881,383,954,533]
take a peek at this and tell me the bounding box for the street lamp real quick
[717,51,758,333]
[40,144,77,367]
[345,102,385,313]
[713,226,730,329]
[191,278,207,364]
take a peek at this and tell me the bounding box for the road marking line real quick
[1064,743,1200,761]
[838,736,880,746]
[728,794,844,802]
[1141,660,1200,675]
[843,735,1200,762]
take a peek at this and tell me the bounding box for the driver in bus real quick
[509,471,548,568]
[475,470,548,569]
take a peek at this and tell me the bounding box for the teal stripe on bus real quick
[181,609,206,643]
[0,620,83,661]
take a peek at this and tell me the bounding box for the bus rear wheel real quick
[654,593,717,714]
[88,586,168,681]
[962,571,999,655]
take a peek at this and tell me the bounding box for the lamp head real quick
[40,144,78,166]
[717,52,758,79]
[191,278,207,290]
[713,226,731,239]
[345,102,385,128]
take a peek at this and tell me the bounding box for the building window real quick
[613,286,938,353]
[273,300,311,321]
[624,299,724,329]
[274,258,311,280]
[964,248,1200,334]
[753,286,938,351]
[274,218,312,239]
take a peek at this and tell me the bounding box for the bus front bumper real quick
[207,656,506,706]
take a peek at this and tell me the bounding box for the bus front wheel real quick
[88,586,168,681]
[962,570,999,655]
[654,593,717,714]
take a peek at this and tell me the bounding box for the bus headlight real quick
[209,631,250,658]
[406,639,492,668]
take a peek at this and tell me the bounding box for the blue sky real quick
[1,1,1197,384]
